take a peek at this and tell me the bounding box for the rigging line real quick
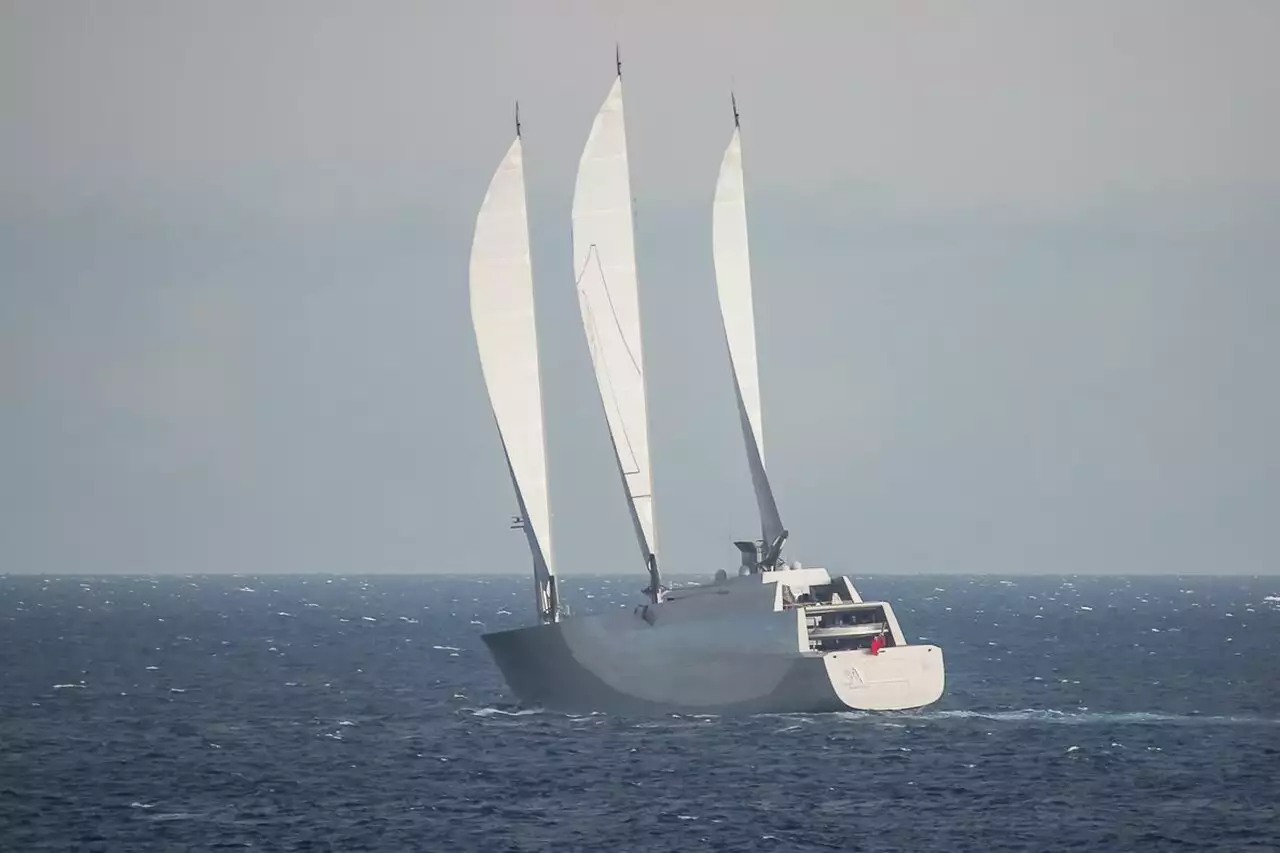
[573,240,644,380]
[497,427,552,579]
[580,292,642,476]
[577,282,642,476]
[581,253,645,472]
[591,249,644,378]
[572,240,601,290]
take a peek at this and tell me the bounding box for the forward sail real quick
[469,133,559,622]
[713,105,786,561]
[571,74,658,569]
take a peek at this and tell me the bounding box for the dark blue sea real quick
[1,574,1277,852]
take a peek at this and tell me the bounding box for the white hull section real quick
[819,646,944,712]
[482,570,944,715]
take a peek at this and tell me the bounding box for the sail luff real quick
[713,125,786,549]
[470,136,559,622]
[571,76,658,567]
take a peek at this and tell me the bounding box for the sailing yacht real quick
[470,62,944,714]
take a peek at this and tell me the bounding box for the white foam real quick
[468,707,542,718]
[902,709,1278,725]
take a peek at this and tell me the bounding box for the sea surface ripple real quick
[1,574,1277,852]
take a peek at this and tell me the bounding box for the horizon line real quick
[3,571,1275,579]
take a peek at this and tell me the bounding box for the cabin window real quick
[804,603,893,653]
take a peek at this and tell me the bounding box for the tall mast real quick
[571,52,664,600]
[713,93,788,569]
[469,121,560,623]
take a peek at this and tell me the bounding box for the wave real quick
[465,706,544,718]
[882,709,1279,725]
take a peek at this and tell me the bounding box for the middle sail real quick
[713,111,786,554]
[572,76,657,566]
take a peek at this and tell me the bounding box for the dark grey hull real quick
[480,616,946,716]
[482,620,848,715]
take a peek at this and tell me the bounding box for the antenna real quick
[731,91,740,129]
[515,100,521,138]
[616,43,622,78]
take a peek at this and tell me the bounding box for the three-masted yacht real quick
[469,59,944,714]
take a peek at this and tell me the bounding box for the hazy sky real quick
[2,1,1277,580]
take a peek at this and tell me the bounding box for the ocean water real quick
[1,574,1277,852]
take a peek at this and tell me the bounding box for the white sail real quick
[713,122,785,551]
[571,76,657,566]
[470,135,559,622]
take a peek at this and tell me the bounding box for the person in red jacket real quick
[869,631,885,656]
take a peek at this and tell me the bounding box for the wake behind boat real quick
[468,55,944,715]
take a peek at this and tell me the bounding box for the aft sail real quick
[571,74,658,568]
[469,132,559,622]
[713,103,786,557]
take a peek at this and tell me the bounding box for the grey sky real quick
[2,1,1277,578]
